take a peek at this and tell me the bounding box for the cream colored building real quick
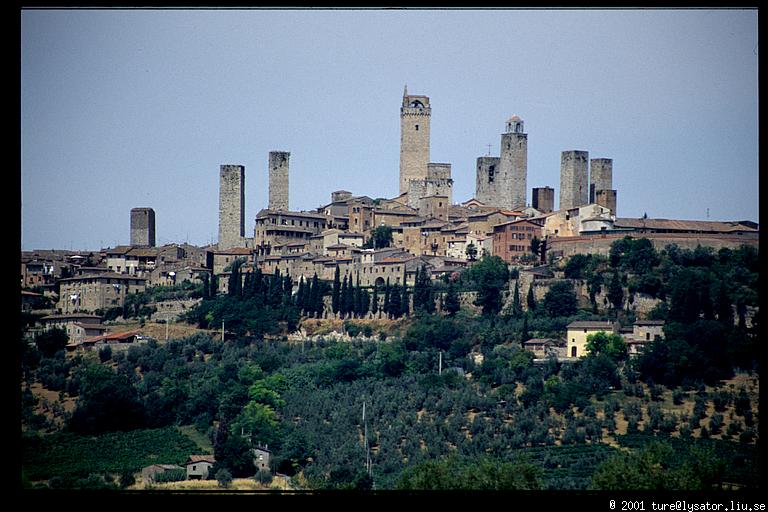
[565,320,618,358]
[58,273,147,314]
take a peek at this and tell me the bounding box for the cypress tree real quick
[422,265,435,314]
[296,276,306,313]
[339,274,349,318]
[521,313,530,342]
[511,280,522,317]
[526,284,536,312]
[201,273,210,300]
[332,266,341,315]
[383,278,391,317]
[389,283,401,319]
[361,288,370,318]
[228,259,242,297]
[444,281,460,317]
[210,274,219,298]
[310,273,322,318]
[401,281,409,318]
[353,273,362,318]
[413,266,423,311]
[371,285,379,316]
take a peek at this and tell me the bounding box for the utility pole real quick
[221,320,225,342]
[439,351,442,376]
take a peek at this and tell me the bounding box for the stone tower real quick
[475,116,527,209]
[532,187,554,213]
[130,207,156,247]
[399,85,431,195]
[498,115,528,209]
[475,156,500,205]
[268,151,290,211]
[559,150,589,210]
[589,158,612,203]
[596,189,617,216]
[218,164,245,250]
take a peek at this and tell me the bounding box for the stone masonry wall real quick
[400,97,431,194]
[498,131,528,209]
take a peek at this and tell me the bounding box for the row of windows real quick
[508,245,528,252]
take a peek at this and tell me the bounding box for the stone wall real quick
[498,131,528,209]
[589,158,612,202]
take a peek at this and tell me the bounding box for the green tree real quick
[396,455,540,490]
[607,272,624,312]
[443,282,460,317]
[510,280,523,317]
[368,225,393,249]
[585,331,627,362]
[216,468,233,488]
[542,280,577,317]
[69,363,145,434]
[526,284,536,312]
[331,266,341,315]
[35,327,69,358]
[466,242,478,262]
[470,255,509,316]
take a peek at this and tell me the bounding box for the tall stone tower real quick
[498,115,528,209]
[399,85,431,195]
[218,164,245,250]
[559,150,589,210]
[475,116,527,209]
[476,157,501,205]
[589,158,612,203]
[268,151,290,211]
[130,207,156,247]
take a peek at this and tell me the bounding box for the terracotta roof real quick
[105,246,132,256]
[42,314,102,321]
[214,248,253,255]
[327,243,352,250]
[59,273,146,282]
[127,247,159,258]
[187,455,216,464]
[567,321,616,330]
[613,218,758,233]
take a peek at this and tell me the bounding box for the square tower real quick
[589,158,613,203]
[532,187,554,213]
[130,207,156,247]
[399,86,431,195]
[559,150,589,210]
[218,164,245,250]
[476,156,501,205]
[268,151,290,211]
[498,115,528,209]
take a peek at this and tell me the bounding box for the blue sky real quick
[21,8,759,251]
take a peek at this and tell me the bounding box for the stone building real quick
[532,187,555,213]
[559,150,589,210]
[566,320,618,358]
[40,313,108,344]
[254,209,329,249]
[219,164,246,250]
[399,85,431,195]
[130,207,156,247]
[268,151,290,211]
[57,273,146,314]
[476,116,528,209]
[595,189,617,216]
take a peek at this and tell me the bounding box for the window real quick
[646,332,650,341]
[571,346,577,357]
[415,124,419,131]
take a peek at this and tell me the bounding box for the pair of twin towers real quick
[400,86,528,211]
[402,87,615,214]
[218,151,289,250]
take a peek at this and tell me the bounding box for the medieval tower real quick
[399,85,431,195]
[476,116,527,209]
[532,187,555,213]
[130,207,156,247]
[268,151,290,211]
[218,164,245,250]
[589,158,612,203]
[559,150,589,210]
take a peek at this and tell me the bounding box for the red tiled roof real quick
[187,455,216,464]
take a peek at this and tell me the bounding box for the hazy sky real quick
[21,8,759,251]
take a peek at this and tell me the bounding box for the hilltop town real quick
[22,87,758,326]
[20,88,760,492]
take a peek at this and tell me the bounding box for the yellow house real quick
[566,320,618,358]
